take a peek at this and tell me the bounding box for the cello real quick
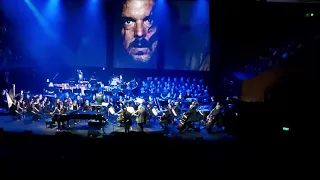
[177,113,189,131]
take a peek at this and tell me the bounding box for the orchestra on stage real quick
[1,70,238,134]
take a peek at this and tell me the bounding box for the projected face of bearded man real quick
[121,0,158,62]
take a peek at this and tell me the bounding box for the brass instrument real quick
[116,111,124,121]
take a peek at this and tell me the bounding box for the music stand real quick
[84,90,91,95]
[92,90,98,95]
[105,91,113,96]
[73,89,81,94]
[118,91,125,97]
[62,89,72,94]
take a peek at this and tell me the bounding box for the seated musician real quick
[159,106,172,133]
[147,103,156,123]
[106,102,116,121]
[52,102,60,115]
[53,97,60,109]
[63,93,71,103]
[44,101,52,117]
[32,98,43,121]
[83,100,92,111]
[9,99,17,116]
[63,98,71,110]
[208,102,224,132]
[26,101,33,117]
[171,102,181,123]
[184,102,200,131]
[58,102,65,114]
[76,95,83,107]
[95,92,104,105]
[71,100,79,110]
[15,98,24,120]
[116,103,125,126]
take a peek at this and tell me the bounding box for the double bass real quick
[206,105,222,132]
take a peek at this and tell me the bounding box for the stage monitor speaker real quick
[194,127,201,132]
[55,131,73,136]
[88,130,101,138]
[24,130,32,135]
[194,137,204,141]
[0,128,4,136]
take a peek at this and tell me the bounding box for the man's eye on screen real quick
[124,20,134,25]
[144,18,154,26]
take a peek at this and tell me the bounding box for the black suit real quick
[184,107,200,130]
[123,108,132,133]
[185,108,198,122]
[160,110,172,125]
[211,101,217,110]
[160,110,172,133]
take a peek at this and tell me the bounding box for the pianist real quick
[95,92,104,105]
[83,100,92,111]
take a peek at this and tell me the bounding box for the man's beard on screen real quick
[127,37,157,62]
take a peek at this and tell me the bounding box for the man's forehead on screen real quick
[121,0,157,18]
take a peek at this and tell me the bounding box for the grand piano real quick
[52,110,107,130]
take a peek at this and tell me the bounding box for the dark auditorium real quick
[0,0,318,171]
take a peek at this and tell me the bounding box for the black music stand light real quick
[84,90,91,95]
[62,89,72,94]
[118,91,125,97]
[105,91,113,97]
[73,89,81,94]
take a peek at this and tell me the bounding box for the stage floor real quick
[0,115,232,141]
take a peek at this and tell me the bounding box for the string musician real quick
[184,102,202,131]
[32,98,43,121]
[26,101,34,117]
[70,100,79,110]
[44,101,52,117]
[159,106,172,133]
[146,103,157,124]
[15,98,25,120]
[116,103,125,126]
[9,99,17,116]
[171,102,181,123]
[206,102,223,133]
